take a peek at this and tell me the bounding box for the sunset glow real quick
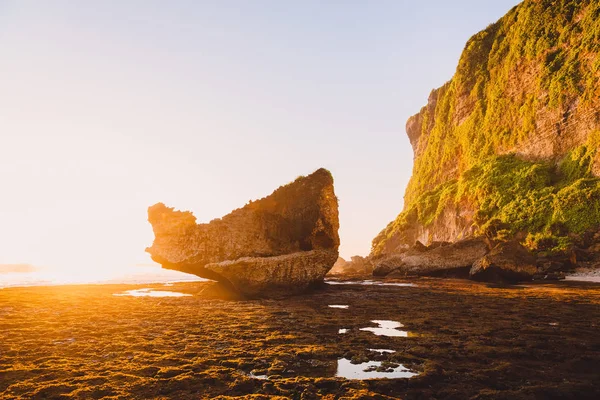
[1,1,600,399]
[0,0,519,275]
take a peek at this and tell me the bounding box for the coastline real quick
[0,267,206,290]
[2,277,599,399]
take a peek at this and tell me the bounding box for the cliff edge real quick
[373,0,600,255]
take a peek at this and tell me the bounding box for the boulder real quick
[204,249,338,297]
[569,246,593,264]
[327,257,349,275]
[328,255,373,276]
[413,241,428,252]
[427,241,451,250]
[372,254,405,277]
[393,238,489,276]
[371,238,488,277]
[349,256,373,274]
[146,168,340,297]
[470,241,538,283]
[538,260,568,273]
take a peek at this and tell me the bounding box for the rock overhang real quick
[146,168,340,297]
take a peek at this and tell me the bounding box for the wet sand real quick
[1,278,599,399]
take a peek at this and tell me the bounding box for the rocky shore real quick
[331,229,600,286]
[1,278,599,399]
[382,233,600,283]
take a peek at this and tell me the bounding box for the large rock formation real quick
[470,241,538,283]
[373,238,489,277]
[372,0,600,256]
[146,168,340,297]
[328,255,373,276]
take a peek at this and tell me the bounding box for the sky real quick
[0,0,521,273]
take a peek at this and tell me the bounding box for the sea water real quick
[0,265,206,289]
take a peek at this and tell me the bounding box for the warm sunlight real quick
[0,260,204,289]
[1,1,600,398]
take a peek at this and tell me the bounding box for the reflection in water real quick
[369,349,396,354]
[360,320,408,337]
[248,372,268,380]
[113,288,191,298]
[326,280,416,287]
[328,305,349,309]
[336,358,418,380]
[565,274,600,283]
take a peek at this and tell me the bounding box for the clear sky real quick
[0,0,520,273]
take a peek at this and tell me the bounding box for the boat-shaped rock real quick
[146,168,340,297]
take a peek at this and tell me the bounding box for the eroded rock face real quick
[328,255,374,276]
[328,257,349,275]
[372,255,405,277]
[374,238,489,277]
[146,168,340,297]
[205,249,338,297]
[470,241,538,283]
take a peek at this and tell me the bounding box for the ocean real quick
[0,265,206,289]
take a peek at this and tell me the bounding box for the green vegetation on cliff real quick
[409,0,599,199]
[373,134,600,254]
[372,0,600,255]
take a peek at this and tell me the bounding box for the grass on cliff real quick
[375,0,600,255]
[372,132,600,255]
[405,0,600,202]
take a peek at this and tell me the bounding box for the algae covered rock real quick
[146,168,340,297]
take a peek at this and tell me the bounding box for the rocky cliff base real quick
[371,230,600,284]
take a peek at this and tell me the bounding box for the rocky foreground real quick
[146,168,339,297]
[332,233,600,285]
[1,278,599,399]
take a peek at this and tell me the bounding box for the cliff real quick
[373,0,600,255]
[147,168,340,297]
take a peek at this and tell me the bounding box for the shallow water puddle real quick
[369,349,396,354]
[565,275,600,283]
[247,372,268,380]
[326,280,416,287]
[113,288,191,298]
[360,320,408,337]
[329,305,349,309]
[336,358,418,380]
[378,282,417,287]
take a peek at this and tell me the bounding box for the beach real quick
[1,278,599,399]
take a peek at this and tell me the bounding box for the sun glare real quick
[0,260,203,288]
